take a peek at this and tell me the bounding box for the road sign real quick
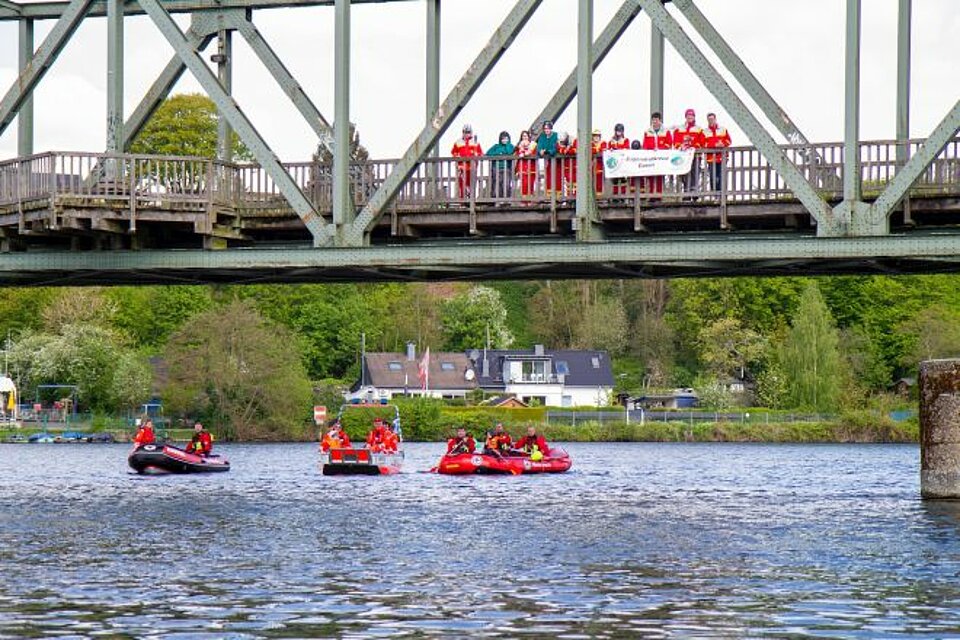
[313,405,327,424]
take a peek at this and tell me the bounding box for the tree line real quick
[0,274,957,439]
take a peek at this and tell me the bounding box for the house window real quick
[440,362,456,371]
[561,395,573,407]
[521,360,547,382]
[591,357,600,369]
[555,361,570,375]
[387,361,403,371]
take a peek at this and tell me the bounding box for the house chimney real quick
[534,344,544,356]
[406,342,416,361]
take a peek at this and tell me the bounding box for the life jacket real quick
[607,137,630,151]
[322,428,349,451]
[134,426,155,446]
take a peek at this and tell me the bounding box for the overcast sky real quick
[0,0,958,161]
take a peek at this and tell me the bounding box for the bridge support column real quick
[842,0,861,205]
[650,19,663,117]
[17,18,34,157]
[333,0,354,244]
[575,0,602,241]
[106,0,123,182]
[216,29,233,163]
[920,359,960,499]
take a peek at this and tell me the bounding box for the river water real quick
[0,442,957,638]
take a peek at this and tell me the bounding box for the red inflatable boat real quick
[435,448,572,475]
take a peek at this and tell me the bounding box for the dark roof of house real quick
[466,349,615,388]
[362,352,477,390]
[480,395,529,408]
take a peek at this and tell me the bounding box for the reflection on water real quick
[1,442,958,637]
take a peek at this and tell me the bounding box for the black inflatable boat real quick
[128,444,230,474]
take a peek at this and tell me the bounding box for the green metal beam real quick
[5,0,415,21]
[138,0,327,243]
[650,16,663,116]
[869,101,960,220]
[636,0,837,235]
[346,0,543,245]
[333,0,353,238]
[106,0,123,155]
[896,0,911,165]
[0,0,93,137]
[2,235,960,281]
[228,11,333,151]
[843,0,862,203]
[575,0,601,241]
[17,18,33,156]
[673,0,810,146]
[530,0,642,134]
[215,29,233,163]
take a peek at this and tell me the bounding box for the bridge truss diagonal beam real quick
[530,0,642,134]
[672,0,811,147]
[138,0,327,244]
[121,21,214,150]
[636,0,837,235]
[346,0,544,246]
[0,0,21,16]
[870,100,960,221]
[227,11,335,153]
[0,0,92,137]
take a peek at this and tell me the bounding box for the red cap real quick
[685,108,695,117]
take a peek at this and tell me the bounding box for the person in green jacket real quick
[486,131,515,199]
[535,120,559,196]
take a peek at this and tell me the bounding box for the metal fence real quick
[546,410,834,426]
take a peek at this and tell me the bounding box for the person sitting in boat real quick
[133,419,156,448]
[380,424,399,453]
[514,426,549,461]
[484,422,513,455]
[321,420,351,452]
[366,418,395,453]
[447,427,476,455]
[185,422,213,456]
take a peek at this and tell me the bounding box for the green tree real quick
[162,300,312,440]
[106,286,215,350]
[130,93,251,160]
[440,285,513,351]
[573,297,628,354]
[9,323,151,413]
[897,304,960,369]
[696,317,766,380]
[780,282,842,412]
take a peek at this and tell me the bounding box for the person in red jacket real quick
[703,112,732,194]
[451,124,483,199]
[590,129,606,195]
[133,419,156,448]
[446,427,476,455]
[484,422,513,455]
[606,123,631,196]
[674,108,706,199]
[321,420,351,452]
[642,111,674,201]
[557,132,577,198]
[514,426,550,460]
[186,422,213,456]
[515,130,538,198]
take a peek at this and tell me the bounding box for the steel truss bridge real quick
[0,0,958,285]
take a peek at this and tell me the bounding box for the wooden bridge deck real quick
[0,138,958,251]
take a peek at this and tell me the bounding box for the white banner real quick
[602,149,695,178]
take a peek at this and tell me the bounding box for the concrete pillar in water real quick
[920,359,960,499]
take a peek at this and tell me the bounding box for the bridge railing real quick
[1,137,957,225]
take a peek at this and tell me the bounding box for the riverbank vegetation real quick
[0,272,949,441]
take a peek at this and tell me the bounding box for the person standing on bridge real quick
[451,124,483,199]
[591,130,606,195]
[674,108,706,199]
[536,120,560,198]
[515,130,538,199]
[606,123,631,198]
[486,131,515,199]
[642,111,673,203]
[558,132,577,199]
[703,112,732,194]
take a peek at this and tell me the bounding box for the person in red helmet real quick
[446,427,476,455]
[642,111,673,202]
[674,108,706,199]
[703,112,732,194]
[185,421,213,456]
[451,124,483,199]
